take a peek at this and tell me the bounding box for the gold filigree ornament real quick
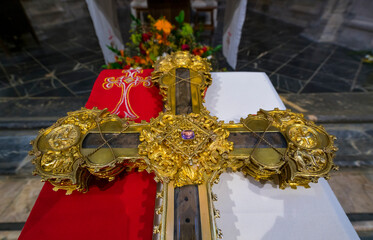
[29,107,128,194]
[152,51,212,112]
[29,51,338,195]
[28,51,339,240]
[138,112,233,187]
[238,109,338,189]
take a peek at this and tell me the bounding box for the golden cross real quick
[30,51,337,240]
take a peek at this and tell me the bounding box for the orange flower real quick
[125,57,132,64]
[155,33,170,46]
[140,58,147,64]
[145,56,153,64]
[164,39,171,46]
[154,19,173,35]
[155,33,162,40]
[192,48,204,56]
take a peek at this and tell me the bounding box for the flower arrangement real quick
[103,11,221,70]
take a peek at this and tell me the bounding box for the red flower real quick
[142,33,152,42]
[139,42,146,55]
[202,46,207,52]
[192,48,203,56]
[133,56,142,63]
[181,44,190,51]
[123,65,131,70]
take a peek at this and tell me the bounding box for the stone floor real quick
[0,17,104,98]
[237,11,373,94]
[330,168,373,239]
[0,1,373,239]
[1,8,373,97]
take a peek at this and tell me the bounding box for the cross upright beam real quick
[30,51,337,240]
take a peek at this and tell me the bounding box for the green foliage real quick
[131,33,142,45]
[107,45,121,55]
[107,62,122,69]
[212,45,222,53]
[130,14,141,26]
[175,10,185,25]
[180,23,194,37]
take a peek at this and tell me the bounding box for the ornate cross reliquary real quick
[29,51,338,240]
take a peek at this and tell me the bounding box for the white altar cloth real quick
[205,72,359,240]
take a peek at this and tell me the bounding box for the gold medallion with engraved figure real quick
[46,124,81,151]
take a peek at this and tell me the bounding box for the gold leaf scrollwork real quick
[29,51,338,198]
[30,107,123,193]
[139,112,233,187]
[152,51,213,110]
[238,109,337,189]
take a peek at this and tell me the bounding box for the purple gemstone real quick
[181,130,195,140]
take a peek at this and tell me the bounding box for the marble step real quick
[324,123,373,167]
[280,92,373,123]
[0,97,88,129]
[0,131,36,175]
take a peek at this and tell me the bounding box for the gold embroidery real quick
[102,69,153,119]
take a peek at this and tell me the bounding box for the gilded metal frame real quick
[29,51,338,239]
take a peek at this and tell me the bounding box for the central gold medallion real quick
[139,112,233,187]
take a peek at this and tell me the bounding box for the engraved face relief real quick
[287,124,319,149]
[40,146,79,173]
[47,124,81,151]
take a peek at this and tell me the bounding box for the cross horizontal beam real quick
[29,51,337,240]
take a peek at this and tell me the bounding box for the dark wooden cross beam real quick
[30,52,337,240]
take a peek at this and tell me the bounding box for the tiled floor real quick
[0,176,43,240]
[0,176,42,223]
[330,168,373,214]
[237,12,373,94]
[1,10,372,98]
[0,17,104,98]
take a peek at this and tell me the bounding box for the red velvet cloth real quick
[20,69,163,240]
